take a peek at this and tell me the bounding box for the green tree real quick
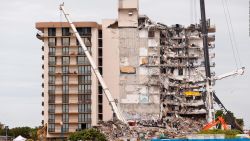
[68,128,107,141]
[0,122,4,129]
[9,127,32,138]
[215,110,244,130]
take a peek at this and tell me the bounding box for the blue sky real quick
[0,0,249,129]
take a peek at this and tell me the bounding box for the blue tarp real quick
[152,139,250,141]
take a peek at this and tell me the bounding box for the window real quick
[76,27,91,36]
[49,57,56,65]
[62,104,69,113]
[49,47,56,55]
[49,95,55,103]
[98,95,103,104]
[98,114,103,121]
[62,114,69,122]
[49,66,55,74]
[48,104,55,113]
[62,47,69,55]
[62,75,69,84]
[49,86,55,94]
[78,113,91,122]
[77,56,89,65]
[48,28,56,36]
[76,37,91,47]
[178,68,183,76]
[62,123,69,132]
[98,39,102,47]
[78,46,84,55]
[48,38,56,46]
[78,123,91,130]
[48,123,55,132]
[78,104,91,113]
[49,75,55,84]
[98,48,103,56]
[148,30,155,38]
[62,57,70,65]
[48,114,55,123]
[78,94,91,103]
[62,38,70,46]
[98,86,103,94]
[170,68,174,74]
[62,28,70,36]
[62,85,69,94]
[78,76,91,84]
[62,95,69,103]
[62,66,69,74]
[78,66,91,75]
[98,30,102,38]
[98,105,103,113]
[78,84,91,94]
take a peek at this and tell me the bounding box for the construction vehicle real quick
[203,116,228,130]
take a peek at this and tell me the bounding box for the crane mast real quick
[59,3,126,123]
[200,0,214,123]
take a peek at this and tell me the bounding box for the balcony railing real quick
[79,80,91,84]
[78,90,91,94]
[48,90,55,94]
[62,61,70,65]
[77,61,90,65]
[49,52,56,56]
[49,62,56,65]
[78,71,91,75]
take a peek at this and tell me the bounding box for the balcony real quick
[36,31,44,40]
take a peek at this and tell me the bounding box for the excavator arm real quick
[203,116,228,130]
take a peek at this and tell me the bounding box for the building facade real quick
[36,0,215,139]
[36,22,103,139]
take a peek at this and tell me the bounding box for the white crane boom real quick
[214,67,245,80]
[59,3,126,123]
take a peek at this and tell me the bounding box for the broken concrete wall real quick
[118,28,160,120]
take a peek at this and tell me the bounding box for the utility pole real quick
[200,0,214,123]
[5,126,8,141]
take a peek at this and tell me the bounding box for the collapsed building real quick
[36,0,217,140]
[104,0,216,123]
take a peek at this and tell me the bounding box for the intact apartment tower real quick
[36,0,215,140]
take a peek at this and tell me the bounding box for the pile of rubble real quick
[97,117,206,140]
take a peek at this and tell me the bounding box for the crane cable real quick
[221,0,242,69]
[225,0,242,67]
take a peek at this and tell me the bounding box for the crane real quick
[59,3,127,123]
[194,67,245,132]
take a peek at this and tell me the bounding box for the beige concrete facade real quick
[36,22,103,139]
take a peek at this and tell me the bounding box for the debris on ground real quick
[97,117,206,141]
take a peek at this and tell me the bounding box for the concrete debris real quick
[97,117,206,140]
[120,66,136,74]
